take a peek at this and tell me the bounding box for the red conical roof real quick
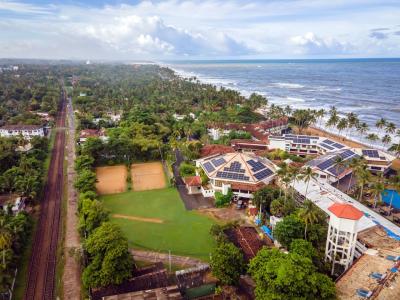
[328,203,364,220]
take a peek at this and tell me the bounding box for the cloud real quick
[290,32,350,55]
[369,31,388,40]
[0,0,51,14]
[370,27,390,31]
[393,31,400,36]
[69,15,252,57]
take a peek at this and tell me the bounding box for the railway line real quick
[24,87,67,300]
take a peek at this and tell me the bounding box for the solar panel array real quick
[254,168,273,180]
[316,150,357,171]
[327,166,346,176]
[320,143,334,150]
[203,162,215,173]
[323,139,334,145]
[247,159,267,172]
[333,143,345,149]
[216,171,250,181]
[211,157,226,167]
[339,149,356,159]
[362,149,379,158]
[224,161,245,173]
[290,138,311,144]
[317,158,336,170]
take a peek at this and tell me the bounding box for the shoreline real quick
[166,64,398,153]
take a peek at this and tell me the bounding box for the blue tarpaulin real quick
[372,220,400,241]
[261,225,274,240]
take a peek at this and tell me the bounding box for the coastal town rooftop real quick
[290,178,400,236]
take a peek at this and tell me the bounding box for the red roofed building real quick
[200,144,235,157]
[183,176,202,195]
[79,128,108,143]
[328,203,364,220]
[326,203,363,275]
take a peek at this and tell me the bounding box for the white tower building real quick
[325,203,363,275]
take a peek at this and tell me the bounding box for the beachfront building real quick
[195,152,277,199]
[230,139,268,153]
[268,134,348,157]
[208,117,289,142]
[353,148,396,173]
[325,203,363,275]
[305,149,358,184]
[0,124,45,139]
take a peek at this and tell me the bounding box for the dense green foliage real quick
[82,222,133,288]
[249,248,336,300]
[0,212,32,294]
[210,242,245,286]
[179,162,196,178]
[214,190,233,207]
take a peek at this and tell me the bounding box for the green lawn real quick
[101,188,216,261]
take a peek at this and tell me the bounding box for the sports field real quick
[101,188,216,261]
[96,165,127,195]
[131,162,166,191]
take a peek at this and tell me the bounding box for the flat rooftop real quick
[291,178,400,236]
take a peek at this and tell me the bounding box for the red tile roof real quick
[328,203,364,220]
[184,176,202,186]
[200,144,235,157]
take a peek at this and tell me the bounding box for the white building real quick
[269,134,348,156]
[325,203,363,275]
[305,149,358,184]
[0,125,45,139]
[196,152,277,199]
[353,148,395,173]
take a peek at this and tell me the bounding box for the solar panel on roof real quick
[254,168,273,180]
[332,143,345,149]
[247,159,267,172]
[327,166,346,176]
[323,139,334,145]
[320,143,334,150]
[203,162,215,173]
[362,149,379,158]
[224,161,245,173]
[317,158,335,170]
[211,157,226,167]
[340,150,356,159]
[216,171,249,181]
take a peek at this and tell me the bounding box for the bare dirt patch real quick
[96,165,127,195]
[198,206,250,224]
[131,162,166,191]
[112,214,164,224]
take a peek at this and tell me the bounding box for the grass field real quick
[101,188,216,261]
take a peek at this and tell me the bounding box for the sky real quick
[1,0,400,60]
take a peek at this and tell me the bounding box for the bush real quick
[179,162,196,177]
[211,242,245,285]
[215,190,233,207]
[270,197,296,217]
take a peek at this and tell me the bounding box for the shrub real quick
[215,190,233,207]
[179,162,196,177]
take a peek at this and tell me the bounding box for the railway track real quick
[24,88,67,300]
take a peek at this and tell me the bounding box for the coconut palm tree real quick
[366,133,379,146]
[385,122,396,135]
[316,108,326,127]
[298,200,320,239]
[336,118,348,136]
[370,174,386,208]
[357,122,369,135]
[300,166,318,198]
[382,134,392,147]
[376,118,387,136]
[333,155,346,186]
[346,157,365,192]
[355,165,372,202]
[277,163,289,198]
[346,112,359,137]
[0,219,12,267]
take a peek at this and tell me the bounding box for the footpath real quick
[62,96,82,299]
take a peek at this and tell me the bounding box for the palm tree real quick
[388,173,400,212]
[298,200,320,239]
[300,167,318,198]
[277,163,289,197]
[316,108,326,127]
[0,219,12,267]
[382,134,392,147]
[366,133,379,146]
[333,155,346,186]
[346,112,359,137]
[385,122,396,135]
[336,118,348,136]
[357,122,369,137]
[389,143,400,158]
[376,118,387,136]
[370,174,386,208]
[355,165,372,202]
[346,157,364,192]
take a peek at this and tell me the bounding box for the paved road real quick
[172,149,214,210]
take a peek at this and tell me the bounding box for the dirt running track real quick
[24,86,66,300]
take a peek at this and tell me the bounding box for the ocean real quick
[166,59,400,135]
